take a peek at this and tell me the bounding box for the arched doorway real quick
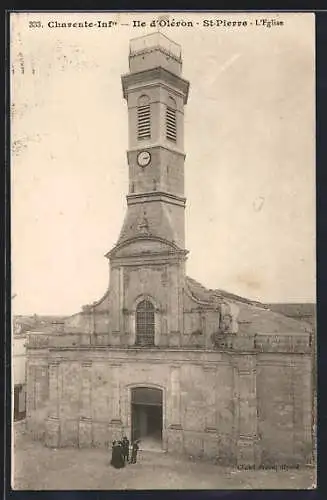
[131,387,163,449]
[135,300,155,346]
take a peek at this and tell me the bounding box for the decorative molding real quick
[203,364,216,372]
[122,67,190,103]
[81,361,92,368]
[110,255,188,268]
[126,191,186,207]
[238,434,259,440]
[109,419,123,425]
[129,45,182,64]
[106,234,187,259]
[184,284,215,307]
[49,361,60,367]
[168,423,182,430]
[127,143,186,158]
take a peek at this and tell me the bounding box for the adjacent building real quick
[13,315,66,422]
[13,319,27,421]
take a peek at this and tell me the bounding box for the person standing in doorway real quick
[130,440,140,464]
[122,436,130,464]
[110,440,125,469]
[110,440,117,467]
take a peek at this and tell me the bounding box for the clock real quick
[137,151,151,167]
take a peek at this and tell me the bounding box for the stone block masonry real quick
[26,345,313,466]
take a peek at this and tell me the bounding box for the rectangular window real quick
[166,106,177,142]
[137,104,151,140]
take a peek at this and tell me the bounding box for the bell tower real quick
[106,34,190,344]
[118,33,190,249]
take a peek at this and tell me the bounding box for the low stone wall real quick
[27,330,311,354]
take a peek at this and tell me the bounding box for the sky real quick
[10,12,316,315]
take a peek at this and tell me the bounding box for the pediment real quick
[107,236,182,259]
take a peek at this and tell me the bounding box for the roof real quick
[13,315,67,333]
[185,277,314,333]
[186,276,218,303]
[265,303,316,326]
[186,276,269,309]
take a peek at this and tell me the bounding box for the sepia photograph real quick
[10,11,316,490]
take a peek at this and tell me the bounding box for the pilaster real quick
[203,365,219,459]
[45,361,60,448]
[234,355,260,466]
[109,267,121,337]
[79,361,92,447]
[292,356,313,464]
[108,363,123,441]
[167,364,183,453]
[203,365,217,431]
[170,365,181,426]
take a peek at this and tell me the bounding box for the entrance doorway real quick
[131,387,163,450]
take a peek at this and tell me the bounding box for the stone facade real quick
[13,332,27,421]
[26,331,313,465]
[25,33,314,466]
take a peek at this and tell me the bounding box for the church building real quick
[26,33,314,467]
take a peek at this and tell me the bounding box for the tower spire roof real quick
[128,32,182,76]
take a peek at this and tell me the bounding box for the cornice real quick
[129,46,182,65]
[121,67,190,104]
[105,234,188,260]
[126,191,186,208]
[109,254,188,267]
[127,144,186,159]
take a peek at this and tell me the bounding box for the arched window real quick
[137,95,151,140]
[166,96,177,142]
[136,300,155,346]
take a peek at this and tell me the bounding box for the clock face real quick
[137,151,151,167]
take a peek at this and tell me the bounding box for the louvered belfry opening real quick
[137,95,151,140]
[166,106,177,142]
[136,300,155,346]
